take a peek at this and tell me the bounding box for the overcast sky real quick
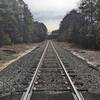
[23,0,80,32]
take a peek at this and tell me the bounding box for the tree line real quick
[52,0,100,49]
[0,0,47,46]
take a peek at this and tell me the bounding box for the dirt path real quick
[0,43,39,70]
[59,42,100,70]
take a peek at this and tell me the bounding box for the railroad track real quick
[21,40,85,100]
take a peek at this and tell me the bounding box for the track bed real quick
[0,41,100,100]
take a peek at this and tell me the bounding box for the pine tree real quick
[79,0,96,24]
[96,0,100,47]
[0,0,47,44]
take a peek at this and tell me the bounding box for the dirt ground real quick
[61,42,100,68]
[0,43,38,68]
[1,41,100,71]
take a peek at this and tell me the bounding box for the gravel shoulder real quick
[59,42,100,70]
[0,43,39,71]
[54,41,100,93]
[0,42,45,96]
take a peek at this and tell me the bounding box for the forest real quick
[1,0,100,49]
[52,0,100,49]
[0,0,47,46]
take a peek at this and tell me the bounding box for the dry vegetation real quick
[61,42,100,68]
[0,43,37,68]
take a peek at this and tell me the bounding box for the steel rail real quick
[50,40,85,100]
[21,41,49,100]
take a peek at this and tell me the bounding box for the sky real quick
[23,0,80,32]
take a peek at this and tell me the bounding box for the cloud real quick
[23,0,80,32]
[33,11,65,21]
[24,0,80,12]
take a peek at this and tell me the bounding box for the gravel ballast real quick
[0,43,45,96]
[54,42,100,93]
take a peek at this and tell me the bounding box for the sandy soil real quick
[0,43,38,69]
[61,42,100,68]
